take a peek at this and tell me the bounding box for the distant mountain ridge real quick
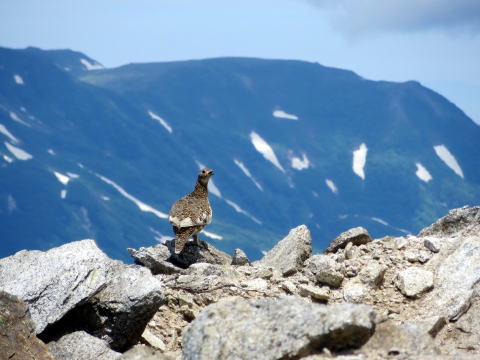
[1,46,479,262]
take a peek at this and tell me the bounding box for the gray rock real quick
[231,248,250,266]
[395,267,434,298]
[419,206,480,237]
[423,235,480,320]
[424,237,442,253]
[343,283,367,303]
[298,284,329,301]
[82,262,164,351]
[304,254,344,288]
[47,331,121,360]
[361,321,438,358]
[359,263,386,287]
[254,225,312,276]
[164,239,232,268]
[403,316,447,338]
[0,291,55,360]
[182,297,376,360]
[0,240,111,334]
[325,227,372,253]
[128,244,182,275]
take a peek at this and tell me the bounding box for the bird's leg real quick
[193,234,209,250]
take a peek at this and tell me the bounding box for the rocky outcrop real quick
[182,297,376,360]
[1,206,480,360]
[254,225,312,276]
[47,331,121,360]
[0,239,164,357]
[0,291,55,360]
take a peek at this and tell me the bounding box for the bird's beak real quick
[209,171,215,176]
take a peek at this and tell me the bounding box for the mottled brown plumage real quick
[169,168,214,253]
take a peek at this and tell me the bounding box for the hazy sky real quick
[1,0,479,123]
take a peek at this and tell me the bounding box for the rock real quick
[424,237,442,253]
[405,248,420,262]
[281,280,297,294]
[0,240,112,334]
[231,248,250,266]
[325,227,372,253]
[80,262,164,351]
[361,321,438,358]
[304,254,344,288]
[395,267,434,298]
[142,327,167,351]
[47,331,121,360]
[120,344,177,360]
[298,284,329,302]
[418,250,432,263]
[128,245,182,275]
[396,237,409,250]
[419,206,480,237]
[0,291,55,360]
[404,316,447,338]
[182,297,376,360]
[343,283,367,303]
[359,263,386,287]
[164,239,232,268]
[422,235,480,320]
[254,225,312,276]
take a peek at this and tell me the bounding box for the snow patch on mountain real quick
[150,228,171,243]
[0,124,19,144]
[325,179,338,194]
[148,111,173,134]
[13,74,24,85]
[202,230,223,240]
[53,171,70,186]
[60,190,67,199]
[434,145,464,179]
[80,58,104,71]
[415,162,432,183]
[273,110,299,120]
[96,173,168,219]
[291,153,310,170]
[250,131,285,173]
[234,159,263,191]
[4,142,32,160]
[352,143,368,180]
[371,217,389,226]
[47,149,56,155]
[225,199,262,224]
[2,154,13,163]
[9,111,29,126]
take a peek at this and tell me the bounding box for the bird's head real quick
[198,168,214,186]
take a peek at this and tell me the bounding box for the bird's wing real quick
[169,196,212,228]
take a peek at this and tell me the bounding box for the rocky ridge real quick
[0,206,479,359]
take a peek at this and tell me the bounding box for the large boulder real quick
[130,241,231,271]
[255,225,312,276]
[182,297,376,360]
[0,291,55,360]
[422,235,480,320]
[419,206,480,237]
[47,331,121,360]
[84,262,164,351]
[0,240,111,334]
[325,227,372,254]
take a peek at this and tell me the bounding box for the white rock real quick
[343,283,367,303]
[395,267,434,298]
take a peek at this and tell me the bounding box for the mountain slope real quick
[1,47,479,261]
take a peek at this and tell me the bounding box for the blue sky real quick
[1,0,479,123]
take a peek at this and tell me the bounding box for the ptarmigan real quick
[169,168,214,253]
